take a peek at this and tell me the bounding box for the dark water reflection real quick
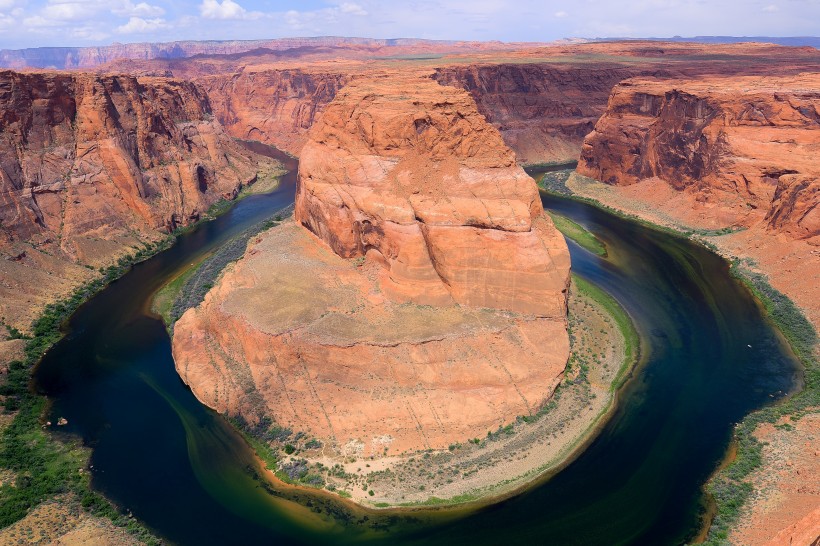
[34,155,800,545]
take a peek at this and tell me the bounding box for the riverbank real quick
[0,153,284,544]
[541,170,819,545]
[180,257,640,509]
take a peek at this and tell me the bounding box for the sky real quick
[0,0,818,50]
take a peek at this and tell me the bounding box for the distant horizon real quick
[1,34,819,53]
[1,1,819,50]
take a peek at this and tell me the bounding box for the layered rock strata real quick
[295,75,571,316]
[0,70,267,329]
[578,74,820,242]
[173,75,571,455]
[200,69,349,155]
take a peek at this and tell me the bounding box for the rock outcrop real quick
[433,64,652,165]
[295,75,570,316]
[173,75,571,455]
[201,69,349,155]
[0,70,268,329]
[578,74,820,242]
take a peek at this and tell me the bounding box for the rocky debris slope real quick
[0,70,268,330]
[173,75,571,455]
[578,74,820,242]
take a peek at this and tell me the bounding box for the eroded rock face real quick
[296,75,570,316]
[0,70,265,330]
[173,75,571,454]
[201,69,349,155]
[433,64,654,165]
[578,75,820,242]
[0,70,260,252]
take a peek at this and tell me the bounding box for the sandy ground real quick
[729,412,820,546]
[265,276,633,506]
[0,494,141,546]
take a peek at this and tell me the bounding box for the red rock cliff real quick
[200,69,349,155]
[0,70,267,329]
[296,74,570,316]
[433,64,654,164]
[173,74,571,455]
[578,75,820,242]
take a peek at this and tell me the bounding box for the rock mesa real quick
[173,75,571,455]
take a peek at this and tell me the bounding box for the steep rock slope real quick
[578,74,820,241]
[0,70,267,329]
[296,75,570,315]
[200,69,349,155]
[173,75,571,455]
[433,64,652,164]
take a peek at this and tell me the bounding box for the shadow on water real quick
[33,155,801,545]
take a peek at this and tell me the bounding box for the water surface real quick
[34,154,800,545]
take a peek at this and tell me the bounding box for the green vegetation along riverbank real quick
[535,168,818,545]
[185,255,641,510]
[0,160,285,544]
[0,245,170,544]
[547,211,608,257]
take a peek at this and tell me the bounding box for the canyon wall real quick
[577,75,820,241]
[200,64,654,163]
[200,70,349,155]
[0,70,267,329]
[173,75,571,455]
[433,64,653,164]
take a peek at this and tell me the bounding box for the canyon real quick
[0,38,817,543]
[0,70,275,331]
[576,74,820,327]
[172,75,571,457]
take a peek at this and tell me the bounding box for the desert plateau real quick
[0,3,818,545]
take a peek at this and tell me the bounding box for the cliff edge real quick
[172,75,571,456]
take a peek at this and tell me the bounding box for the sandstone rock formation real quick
[173,75,571,455]
[578,74,820,242]
[200,69,349,155]
[0,70,269,330]
[433,64,652,165]
[295,75,571,316]
[88,41,820,168]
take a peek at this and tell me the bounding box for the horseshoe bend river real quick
[33,147,802,545]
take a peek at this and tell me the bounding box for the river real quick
[33,147,801,545]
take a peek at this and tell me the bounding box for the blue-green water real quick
[33,150,800,545]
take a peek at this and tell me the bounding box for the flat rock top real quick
[310,74,516,169]
[617,73,820,96]
[221,221,512,344]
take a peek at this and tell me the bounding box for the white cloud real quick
[762,4,779,12]
[68,25,109,41]
[199,0,248,20]
[114,2,165,18]
[339,2,368,16]
[22,14,61,28]
[117,16,169,34]
[554,10,568,18]
[41,1,99,21]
